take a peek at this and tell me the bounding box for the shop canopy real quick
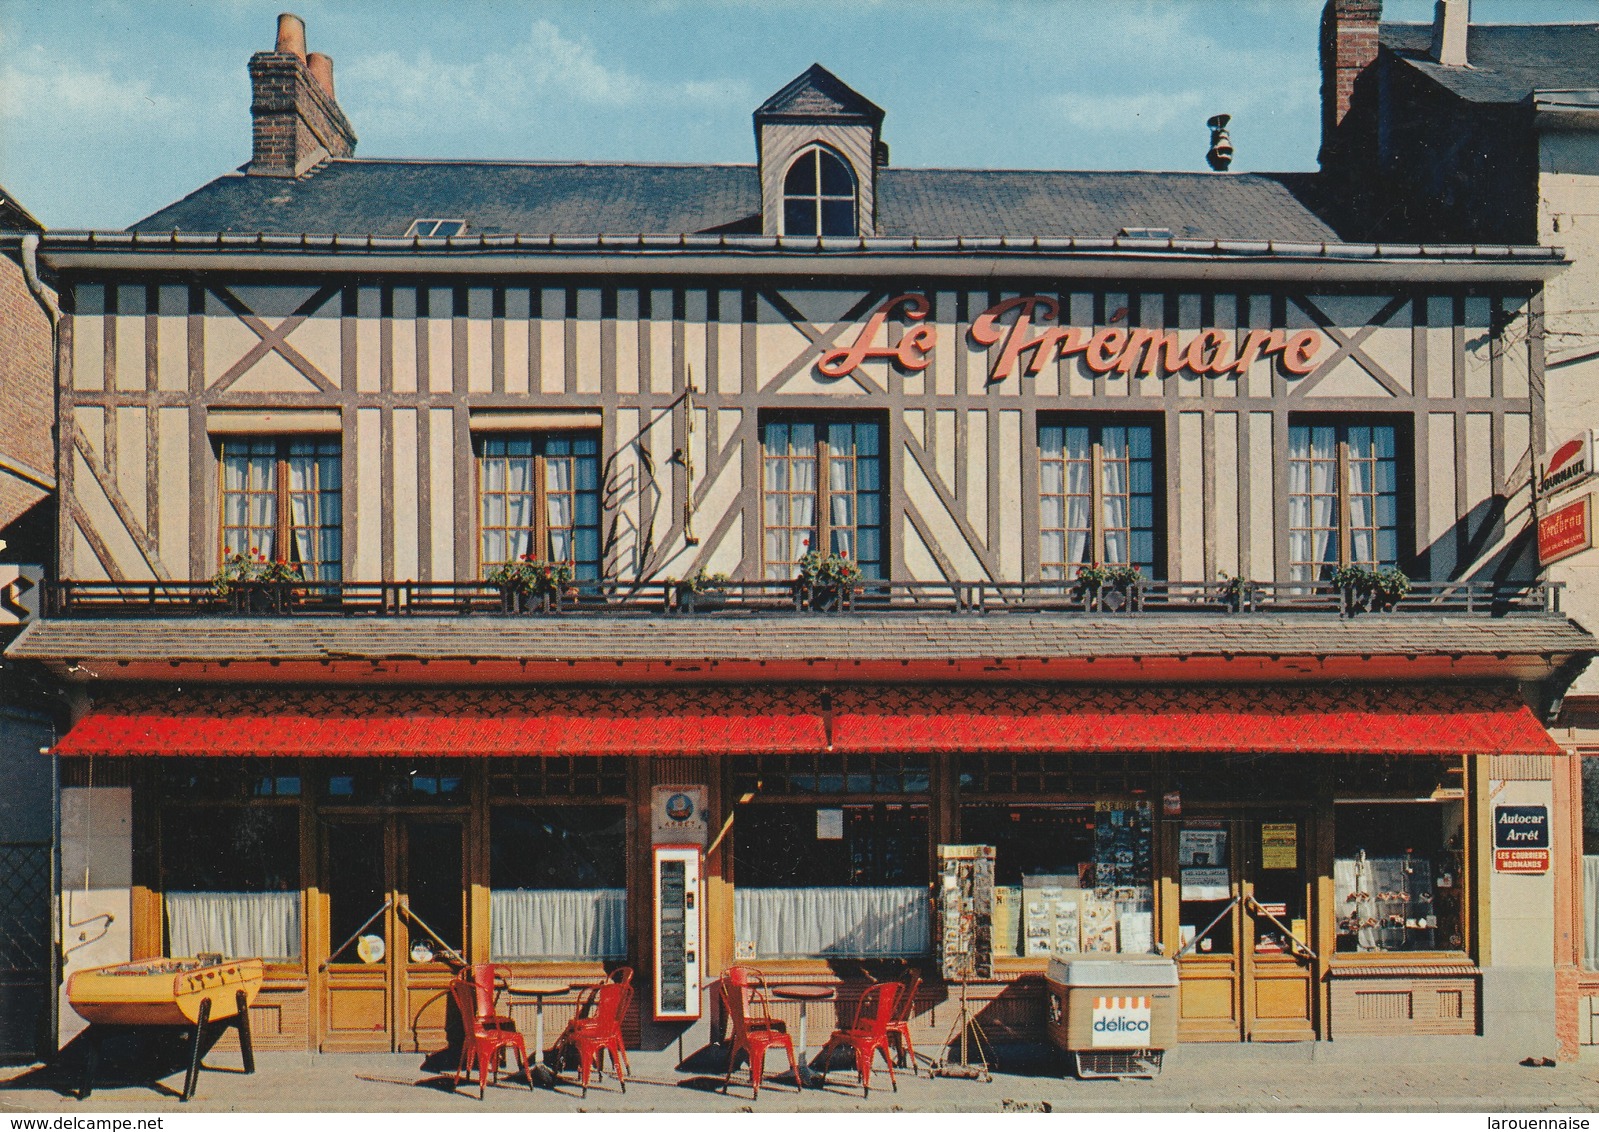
[53,683,1561,758]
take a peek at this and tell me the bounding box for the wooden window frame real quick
[217,436,342,581]
[1286,417,1410,584]
[760,415,885,581]
[474,431,602,578]
[1039,417,1163,579]
[780,146,858,238]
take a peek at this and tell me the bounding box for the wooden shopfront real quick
[46,673,1564,1054]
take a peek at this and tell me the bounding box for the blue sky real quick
[3,0,1598,229]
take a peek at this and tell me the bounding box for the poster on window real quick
[1179,828,1226,867]
[1261,823,1298,870]
[1180,867,1230,901]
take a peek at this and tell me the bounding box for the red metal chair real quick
[816,981,901,1097]
[448,972,531,1098]
[719,965,798,1099]
[462,963,516,1032]
[553,967,633,1096]
[886,970,923,1075]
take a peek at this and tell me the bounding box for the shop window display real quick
[1334,801,1465,953]
[160,805,301,961]
[490,805,627,960]
[733,802,929,958]
[958,803,1155,957]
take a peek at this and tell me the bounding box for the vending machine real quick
[652,845,703,1021]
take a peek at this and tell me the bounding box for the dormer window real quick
[782,147,857,237]
[405,218,466,237]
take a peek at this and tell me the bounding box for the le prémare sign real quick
[1493,805,1550,874]
[818,293,1325,382]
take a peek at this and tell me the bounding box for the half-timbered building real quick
[7,14,1595,1060]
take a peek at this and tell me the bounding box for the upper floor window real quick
[762,418,882,581]
[1039,422,1159,580]
[782,147,857,237]
[220,438,342,583]
[405,218,466,237]
[1287,422,1400,584]
[477,433,601,580]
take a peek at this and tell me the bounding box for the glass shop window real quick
[490,805,628,961]
[160,805,301,961]
[960,803,1155,958]
[1334,801,1466,953]
[733,802,930,959]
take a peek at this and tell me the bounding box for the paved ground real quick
[3,1040,1599,1113]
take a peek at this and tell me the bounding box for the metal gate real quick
[0,842,52,1062]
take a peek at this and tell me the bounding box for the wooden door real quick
[1172,814,1316,1042]
[317,815,467,1052]
[320,817,394,1051]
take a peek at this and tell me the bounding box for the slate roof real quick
[756,64,884,125]
[130,160,1339,243]
[1381,22,1599,104]
[9,613,1591,667]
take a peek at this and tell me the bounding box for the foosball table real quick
[66,957,263,1101]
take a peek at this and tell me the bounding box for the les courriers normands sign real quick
[818,293,1326,382]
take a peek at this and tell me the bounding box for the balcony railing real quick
[40,578,1564,619]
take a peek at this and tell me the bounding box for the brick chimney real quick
[1318,0,1381,167]
[248,13,357,177]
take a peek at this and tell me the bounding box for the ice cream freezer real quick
[1044,954,1178,1078]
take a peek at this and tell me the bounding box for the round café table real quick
[770,984,836,1086]
[506,982,573,1086]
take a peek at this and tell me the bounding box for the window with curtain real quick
[220,438,342,582]
[477,433,601,580]
[1039,422,1158,580]
[782,146,857,237]
[762,418,882,580]
[489,805,627,961]
[732,754,929,959]
[161,801,301,962]
[1287,421,1401,583]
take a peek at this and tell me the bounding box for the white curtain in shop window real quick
[166,891,301,960]
[735,886,928,958]
[1584,856,1599,970]
[491,889,626,960]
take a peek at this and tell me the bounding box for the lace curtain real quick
[491,888,626,960]
[166,891,301,960]
[735,886,928,959]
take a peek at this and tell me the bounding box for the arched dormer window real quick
[782,146,857,237]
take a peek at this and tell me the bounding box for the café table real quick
[506,982,573,1085]
[769,984,836,1086]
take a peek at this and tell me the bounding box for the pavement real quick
[3,1039,1599,1113]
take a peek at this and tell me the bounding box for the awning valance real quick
[52,683,1561,758]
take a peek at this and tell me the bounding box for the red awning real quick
[52,683,1561,758]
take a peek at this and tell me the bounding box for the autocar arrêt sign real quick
[1493,805,1549,874]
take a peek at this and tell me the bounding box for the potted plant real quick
[486,555,577,612]
[211,549,304,613]
[1217,570,1261,612]
[672,569,732,613]
[1331,564,1411,613]
[795,550,863,611]
[1073,562,1144,611]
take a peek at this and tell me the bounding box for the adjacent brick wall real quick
[0,250,54,532]
[248,52,357,177]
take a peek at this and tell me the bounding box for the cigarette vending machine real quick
[652,846,703,1020]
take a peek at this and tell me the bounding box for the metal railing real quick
[40,577,1564,619]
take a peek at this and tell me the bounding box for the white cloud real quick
[1053,89,1207,134]
[343,17,738,140]
[0,43,187,127]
